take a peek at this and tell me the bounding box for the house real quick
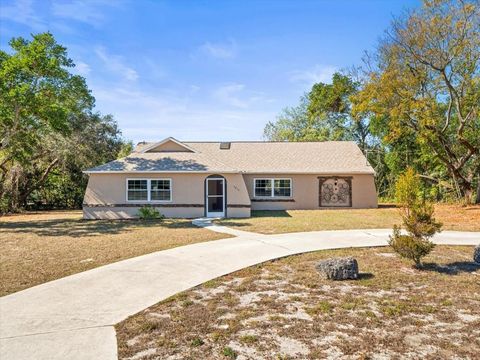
[82,137,377,219]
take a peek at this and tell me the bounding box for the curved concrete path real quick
[1,224,478,360]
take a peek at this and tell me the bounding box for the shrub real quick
[389,226,436,267]
[239,335,258,344]
[190,337,204,347]
[137,205,164,220]
[222,346,237,359]
[402,202,442,238]
[389,168,442,267]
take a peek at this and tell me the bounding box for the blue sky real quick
[0,0,420,143]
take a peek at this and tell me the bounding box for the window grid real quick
[127,180,148,201]
[254,178,292,198]
[274,179,291,197]
[127,179,172,202]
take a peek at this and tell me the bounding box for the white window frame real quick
[253,178,292,198]
[126,178,172,202]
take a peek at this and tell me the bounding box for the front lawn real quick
[217,204,480,234]
[116,246,480,359]
[0,211,230,296]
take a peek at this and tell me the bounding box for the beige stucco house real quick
[83,137,377,219]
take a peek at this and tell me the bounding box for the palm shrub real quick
[389,168,442,268]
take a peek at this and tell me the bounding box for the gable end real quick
[140,137,196,153]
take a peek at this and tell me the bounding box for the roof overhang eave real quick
[239,171,376,175]
[83,170,240,174]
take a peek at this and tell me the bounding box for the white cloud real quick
[199,40,237,59]
[212,83,275,109]
[289,65,337,85]
[91,85,275,142]
[212,83,248,108]
[144,58,167,79]
[0,0,45,30]
[51,0,122,26]
[95,46,138,81]
[74,61,91,76]
[189,85,201,93]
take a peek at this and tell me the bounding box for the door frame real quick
[205,176,226,218]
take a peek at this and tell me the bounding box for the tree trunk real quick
[18,158,59,208]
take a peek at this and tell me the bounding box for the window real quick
[151,179,171,201]
[274,179,291,197]
[127,179,172,202]
[127,180,148,201]
[254,178,291,198]
[254,179,272,197]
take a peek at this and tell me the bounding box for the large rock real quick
[474,245,480,264]
[315,257,359,280]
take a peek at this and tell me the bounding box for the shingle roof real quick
[85,151,237,173]
[86,140,374,174]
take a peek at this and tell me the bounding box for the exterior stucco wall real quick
[83,206,205,220]
[83,172,251,219]
[83,172,377,219]
[242,174,377,211]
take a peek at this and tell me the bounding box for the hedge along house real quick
[83,137,377,219]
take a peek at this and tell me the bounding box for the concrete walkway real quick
[1,224,478,360]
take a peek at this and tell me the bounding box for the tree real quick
[263,96,316,141]
[353,0,480,203]
[0,32,93,210]
[0,32,128,212]
[264,73,375,147]
[264,73,392,196]
[118,141,134,159]
[29,113,126,209]
[307,73,372,149]
[389,168,442,267]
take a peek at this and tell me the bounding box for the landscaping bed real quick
[0,211,230,296]
[117,245,480,359]
[217,204,480,234]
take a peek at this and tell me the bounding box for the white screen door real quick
[206,178,225,217]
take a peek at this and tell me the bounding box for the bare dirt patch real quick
[0,210,230,296]
[217,204,480,234]
[116,246,480,359]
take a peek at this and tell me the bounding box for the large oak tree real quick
[0,33,127,212]
[353,0,480,203]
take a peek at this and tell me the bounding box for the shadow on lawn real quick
[216,221,253,227]
[377,204,397,209]
[251,210,292,218]
[421,261,480,275]
[0,218,195,238]
[216,210,292,227]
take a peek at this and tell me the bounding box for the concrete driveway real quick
[1,224,478,360]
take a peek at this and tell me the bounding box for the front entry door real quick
[206,178,225,217]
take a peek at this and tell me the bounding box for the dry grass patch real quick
[217,204,480,234]
[0,210,230,296]
[116,246,480,359]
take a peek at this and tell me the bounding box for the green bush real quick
[402,202,442,239]
[389,226,436,267]
[222,346,237,359]
[190,337,204,347]
[137,206,164,220]
[390,168,442,267]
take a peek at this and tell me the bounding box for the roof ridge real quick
[182,140,356,143]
